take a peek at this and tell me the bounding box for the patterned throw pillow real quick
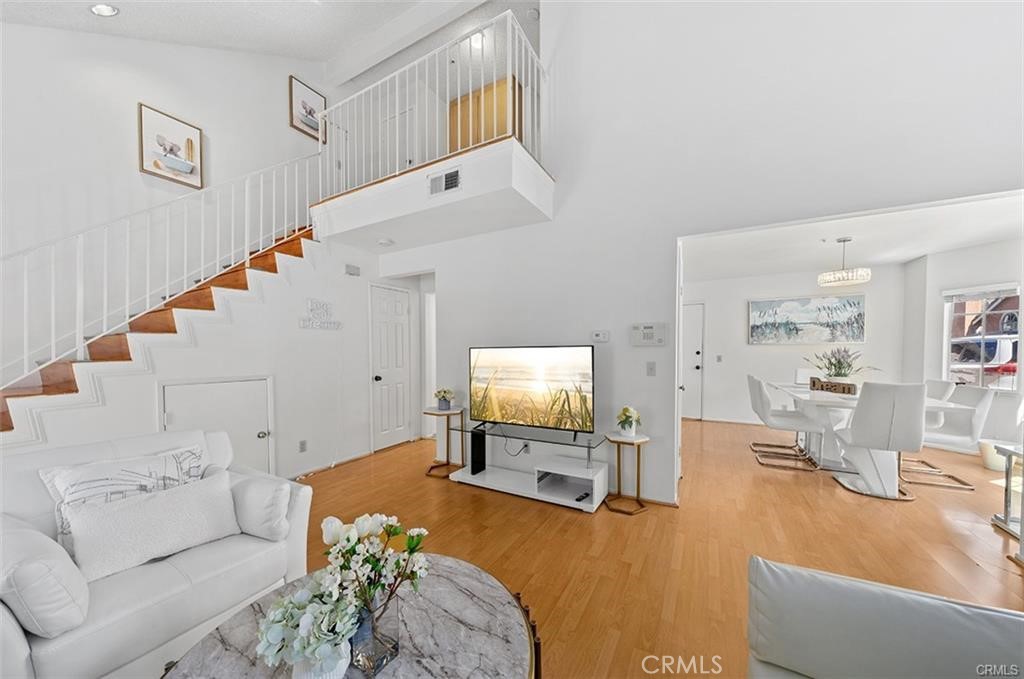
[38,445,208,559]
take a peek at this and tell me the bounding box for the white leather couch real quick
[1,430,313,679]
[748,556,1024,678]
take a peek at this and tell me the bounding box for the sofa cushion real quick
[38,445,209,558]
[0,515,89,638]
[64,468,240,581]
[28,534,285,678]
[227,470,292,541]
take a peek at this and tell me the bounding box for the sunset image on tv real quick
[470,346,594,432]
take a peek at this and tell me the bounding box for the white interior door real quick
[371,286,412,451]
[679,303,705,420]
[163,378,273,473]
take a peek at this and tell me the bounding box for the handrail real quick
[2,152,320,262]
[2,151,326,389]
[322,10,542,118]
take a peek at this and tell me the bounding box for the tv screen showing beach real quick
[470,346,594,432]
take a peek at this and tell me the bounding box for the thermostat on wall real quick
[630,322,667,346]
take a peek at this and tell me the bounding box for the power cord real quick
[496,424,530,457]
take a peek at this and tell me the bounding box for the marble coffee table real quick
[165,553,533,678]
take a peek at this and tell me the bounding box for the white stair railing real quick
[1,153,324,389]
[318,10,545,200]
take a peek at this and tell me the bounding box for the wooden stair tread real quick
[87,334,132,362]
[129,308,177,333]
[163,287,215,311]
[199,269,248,291]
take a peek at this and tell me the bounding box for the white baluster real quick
[75,234,85,360]
[259,173,265,249]
[165,206,171,300]
[22,255,29,374]
[102,225,109,332]
[50,246,56,361]
[145,213,152,309]
[124,219,131,321]
[244,177,252,266]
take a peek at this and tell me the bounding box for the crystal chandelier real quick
[817,237,871,287]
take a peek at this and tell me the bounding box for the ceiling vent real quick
[429,169,460,195]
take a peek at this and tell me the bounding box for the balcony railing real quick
[318,10,545,201]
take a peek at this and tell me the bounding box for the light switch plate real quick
[646,361,657,377]
[591,330,610,343]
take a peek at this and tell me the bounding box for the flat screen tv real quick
[469,345,594,433]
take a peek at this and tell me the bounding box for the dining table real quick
[767,383,975,498]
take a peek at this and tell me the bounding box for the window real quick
[945,287,1020,390]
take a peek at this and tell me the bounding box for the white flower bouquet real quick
[256,513,429,677]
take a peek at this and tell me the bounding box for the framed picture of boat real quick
[289,75,326,142]
[748,294,865,345]
[137,103,204,189]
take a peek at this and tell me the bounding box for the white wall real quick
[683,265,904,424]
[0,22,325,256]
[379,0,1023,504]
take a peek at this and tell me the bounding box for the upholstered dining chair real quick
[833,382,926,500]
[747,375,823,471]
[924,379,956,429]
[910,385,995,491]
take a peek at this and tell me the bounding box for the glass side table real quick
[992,444,1022,568]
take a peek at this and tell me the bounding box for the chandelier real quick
[818,236,871,287]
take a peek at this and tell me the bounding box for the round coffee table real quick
[165,553,533,678]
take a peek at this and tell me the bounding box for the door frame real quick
[368,283,415,453]
[679,301,707,421]
[157,375,276,474]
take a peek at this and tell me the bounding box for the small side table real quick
[604,432,650,515]
[993,443,1022,568]
[423,407,465,478]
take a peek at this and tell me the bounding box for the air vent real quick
[429,168,461,195]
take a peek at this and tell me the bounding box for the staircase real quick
[0,228,314,433]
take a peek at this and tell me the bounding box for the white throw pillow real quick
[227,472,291,542]
[63,468,240,581]
[0,515,89,638]
[38,445,208,558]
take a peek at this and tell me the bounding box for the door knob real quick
[695,365,701,370]
[256,431,270,439]
[373,375,382,382]
[679,385,686,391]
[695,350,701,356]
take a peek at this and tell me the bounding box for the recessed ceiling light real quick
[377,237,395,247]
[90,4,119,17]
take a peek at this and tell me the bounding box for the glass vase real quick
[350,596,399,676]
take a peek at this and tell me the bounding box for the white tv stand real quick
[447,424,608,513]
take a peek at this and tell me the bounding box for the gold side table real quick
[604,432,650,515]
[423,407,465,478]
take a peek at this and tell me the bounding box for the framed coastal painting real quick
[748,294,865,345]
[137,103,204,189]
[289,75,326,141]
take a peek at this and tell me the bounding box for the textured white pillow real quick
[228,472,291,541]
[38,445,208,558]
[63,468,240,581]
[0,515,89,638]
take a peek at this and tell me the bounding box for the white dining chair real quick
[912,385,995,490]
[747,375,823,471]
[924,379,956,429]
[833,382,926,500]
[978,390,1024,471]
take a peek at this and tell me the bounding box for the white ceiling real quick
[682,191,1024,282]
[0,1,438,62]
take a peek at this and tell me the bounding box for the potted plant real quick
[434,388,454,410]
[617,406,641,437]
[804,347,875,383]
[256,514,429,678]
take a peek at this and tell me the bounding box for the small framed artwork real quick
[137,103,203,189]
[289,75,327,142]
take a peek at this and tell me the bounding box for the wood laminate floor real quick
[300,420,1023,679]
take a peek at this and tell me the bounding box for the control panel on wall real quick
[630,322,667,346]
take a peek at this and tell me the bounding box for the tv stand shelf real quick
[447,424,607,512]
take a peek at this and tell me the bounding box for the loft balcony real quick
[310,11,553,253]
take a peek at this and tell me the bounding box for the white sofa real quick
[748,556,1024,678]
[1,430,313,679]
